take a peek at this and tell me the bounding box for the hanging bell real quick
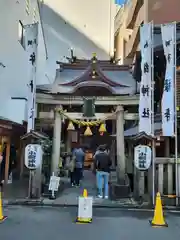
[84,126,92,136]
[67,121,75,131]
[99,123,106,133]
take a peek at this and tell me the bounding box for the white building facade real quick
[40,0,116,81]
[0,0,116,124]
[0,0,46,124]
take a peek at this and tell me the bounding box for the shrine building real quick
[35,53,139,182]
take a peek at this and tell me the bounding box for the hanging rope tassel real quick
[84,126,92,136]
[67,121,75,131]
[99,123,106,133]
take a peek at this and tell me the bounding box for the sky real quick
[115,0,126,5]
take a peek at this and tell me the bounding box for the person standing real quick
[68,155,75,186]
[73,145,85,186]
[94,145,111,199]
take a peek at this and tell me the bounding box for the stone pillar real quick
[138,172,145,196]
[116,105,125,183]
[158,164,164,194]
[111,120,116,168]
[51,109,62,175]
[165,138,173,194]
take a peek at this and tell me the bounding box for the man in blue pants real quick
[94,146,111,199]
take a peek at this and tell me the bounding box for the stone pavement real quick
[48,170,137,207]
[3,179,29,200]
[2,170,143,208]
[2,170,180,210]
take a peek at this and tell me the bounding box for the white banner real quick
[161,23,176,136]
[24,23,38,132]
[139,23,153,135]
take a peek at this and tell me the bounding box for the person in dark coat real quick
[72,145,85,186]
[94,145,111,199]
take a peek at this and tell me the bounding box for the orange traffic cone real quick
[150,192,168,227]
[0,191,7,223]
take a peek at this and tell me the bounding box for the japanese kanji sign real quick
[134,145,152,171]
[78,196,93,221]
[48,173,60,192]
[161,23,176,136]
[139,23,153,135]
[25,144,42,170]
[24,23,38,133]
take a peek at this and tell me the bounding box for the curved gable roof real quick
[38,58,136,95]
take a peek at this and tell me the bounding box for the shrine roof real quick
[21,130,49,140]
[124,122,161,137]
[37,57,136,95]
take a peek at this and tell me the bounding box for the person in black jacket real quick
[94,145,111,199]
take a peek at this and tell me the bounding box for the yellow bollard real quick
[0,191,7,223]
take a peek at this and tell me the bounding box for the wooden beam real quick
[36,93,139,106]
[38,112,138,120]
[155,157,177,164]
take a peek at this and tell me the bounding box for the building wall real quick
[115,0,180,64]
[42,0,116,80]
[148,0,180,24]
[114,4,132,65]
[0,0,46,124]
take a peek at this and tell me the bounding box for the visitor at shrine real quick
[94,145,111,199]
[94,144,109,158]
[72,145,85,186]
[68,155,75,186]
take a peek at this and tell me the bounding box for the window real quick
[18,21,25,49]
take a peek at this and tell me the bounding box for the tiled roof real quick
[37,59,136,95]
[21,130,49,140]
[124,122,162,137]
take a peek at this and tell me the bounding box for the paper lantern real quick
[84,126,92,136]
[67,121,75,131]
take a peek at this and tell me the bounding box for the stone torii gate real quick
[51,105,137,184]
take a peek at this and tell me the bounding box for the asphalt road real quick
[0,206,180,240]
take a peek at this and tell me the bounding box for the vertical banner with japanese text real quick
[139,23,153,135]
[161,23,176,136]
[24,23,38,132]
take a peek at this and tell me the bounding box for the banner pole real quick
[174,22,178,206]
[151,21,155,205]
